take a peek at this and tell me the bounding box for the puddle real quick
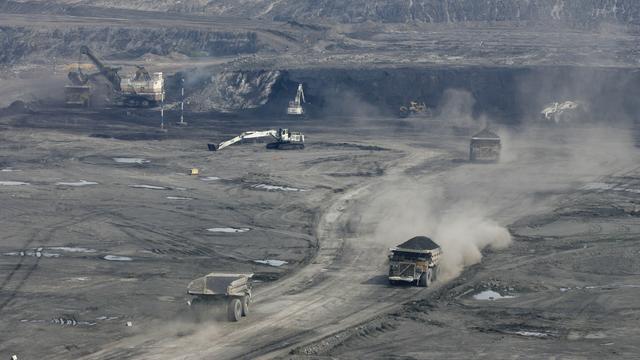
[21,318,96,326]
[0,181,29,186]
[129,184,168,190]
[1,168,21,172]
[96,316,119,321]
[201,177,220,181]
[166,196,193,200]
[113,158,150,164]
[254,259,288,267]
[4,248,60,258]
[253,184,307,192]
[514,331,551,338]
[104,255,133,261]
[49,247,96,253]
[472,290,515,300]
[55,180,99,187]
[207,227,250,233]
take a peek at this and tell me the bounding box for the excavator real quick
[64,46,164,108]
[208,129,305,151]
[286,83,305,116]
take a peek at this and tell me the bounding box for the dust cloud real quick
[362,181,511,279]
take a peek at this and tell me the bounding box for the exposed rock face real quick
[7,0,640,25]
[0,26,259,64]
[186,70,281,113]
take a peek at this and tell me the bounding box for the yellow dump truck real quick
[388,236,442,287]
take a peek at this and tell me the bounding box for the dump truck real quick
[187,273,253,322]
[388,236,442,287]
[469,128,501,162]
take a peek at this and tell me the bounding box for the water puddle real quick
[513,330,551,338]
[1,168,21,172]
[166,196,193,200]
[207,227,250,233]
[253,184,307,192]
[49,247,96,253]
[113,158,150,164]
[55,180,99,187]
[104,255,133,261]
[472,290,515,300]
[129,184,168,190]
[20,317,96,327]
[254,259,288,267]
[0,181,29,186]
[4,248,60,258]
[201,177,220,181]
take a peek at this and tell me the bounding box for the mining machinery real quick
[64,46,164,107]
[287,83,305,116]
[208,129,305,151]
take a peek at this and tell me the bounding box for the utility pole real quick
[178,77,187,126]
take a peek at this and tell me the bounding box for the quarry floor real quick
[0,107,639,360]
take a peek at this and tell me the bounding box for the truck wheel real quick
[241,296,250,317]
[419,269,433,287]
[432,266,438,282]
[227,298,242,322]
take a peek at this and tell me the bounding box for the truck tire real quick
[418,269,433,287]
[227,298,242,322]
[432,266,439,282]
[241,296,250,317]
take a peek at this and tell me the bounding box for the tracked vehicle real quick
[208,128,305,151]
[187,273,253,322]
[388,236,442,287]
[287,83,305,116]
[64,46,164,108]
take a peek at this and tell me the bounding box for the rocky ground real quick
[1,1,640,359]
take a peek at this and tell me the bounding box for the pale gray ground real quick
[1,107,638,359]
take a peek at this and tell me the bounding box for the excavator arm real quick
[80,46,122,91]
[209,130,277,151]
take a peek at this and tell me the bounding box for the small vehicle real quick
[187,272,253,322]
[388,236,442,287]
[399,101,431,118]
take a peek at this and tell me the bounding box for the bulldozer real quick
[399,101,430,118]
[64,46,164,108]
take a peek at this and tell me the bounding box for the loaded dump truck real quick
[388,236,442,287]
[187,273,253,322]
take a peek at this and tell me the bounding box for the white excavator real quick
[287,83,305,116]
[208,128,305,151]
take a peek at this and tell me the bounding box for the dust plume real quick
[361,180,512,279]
